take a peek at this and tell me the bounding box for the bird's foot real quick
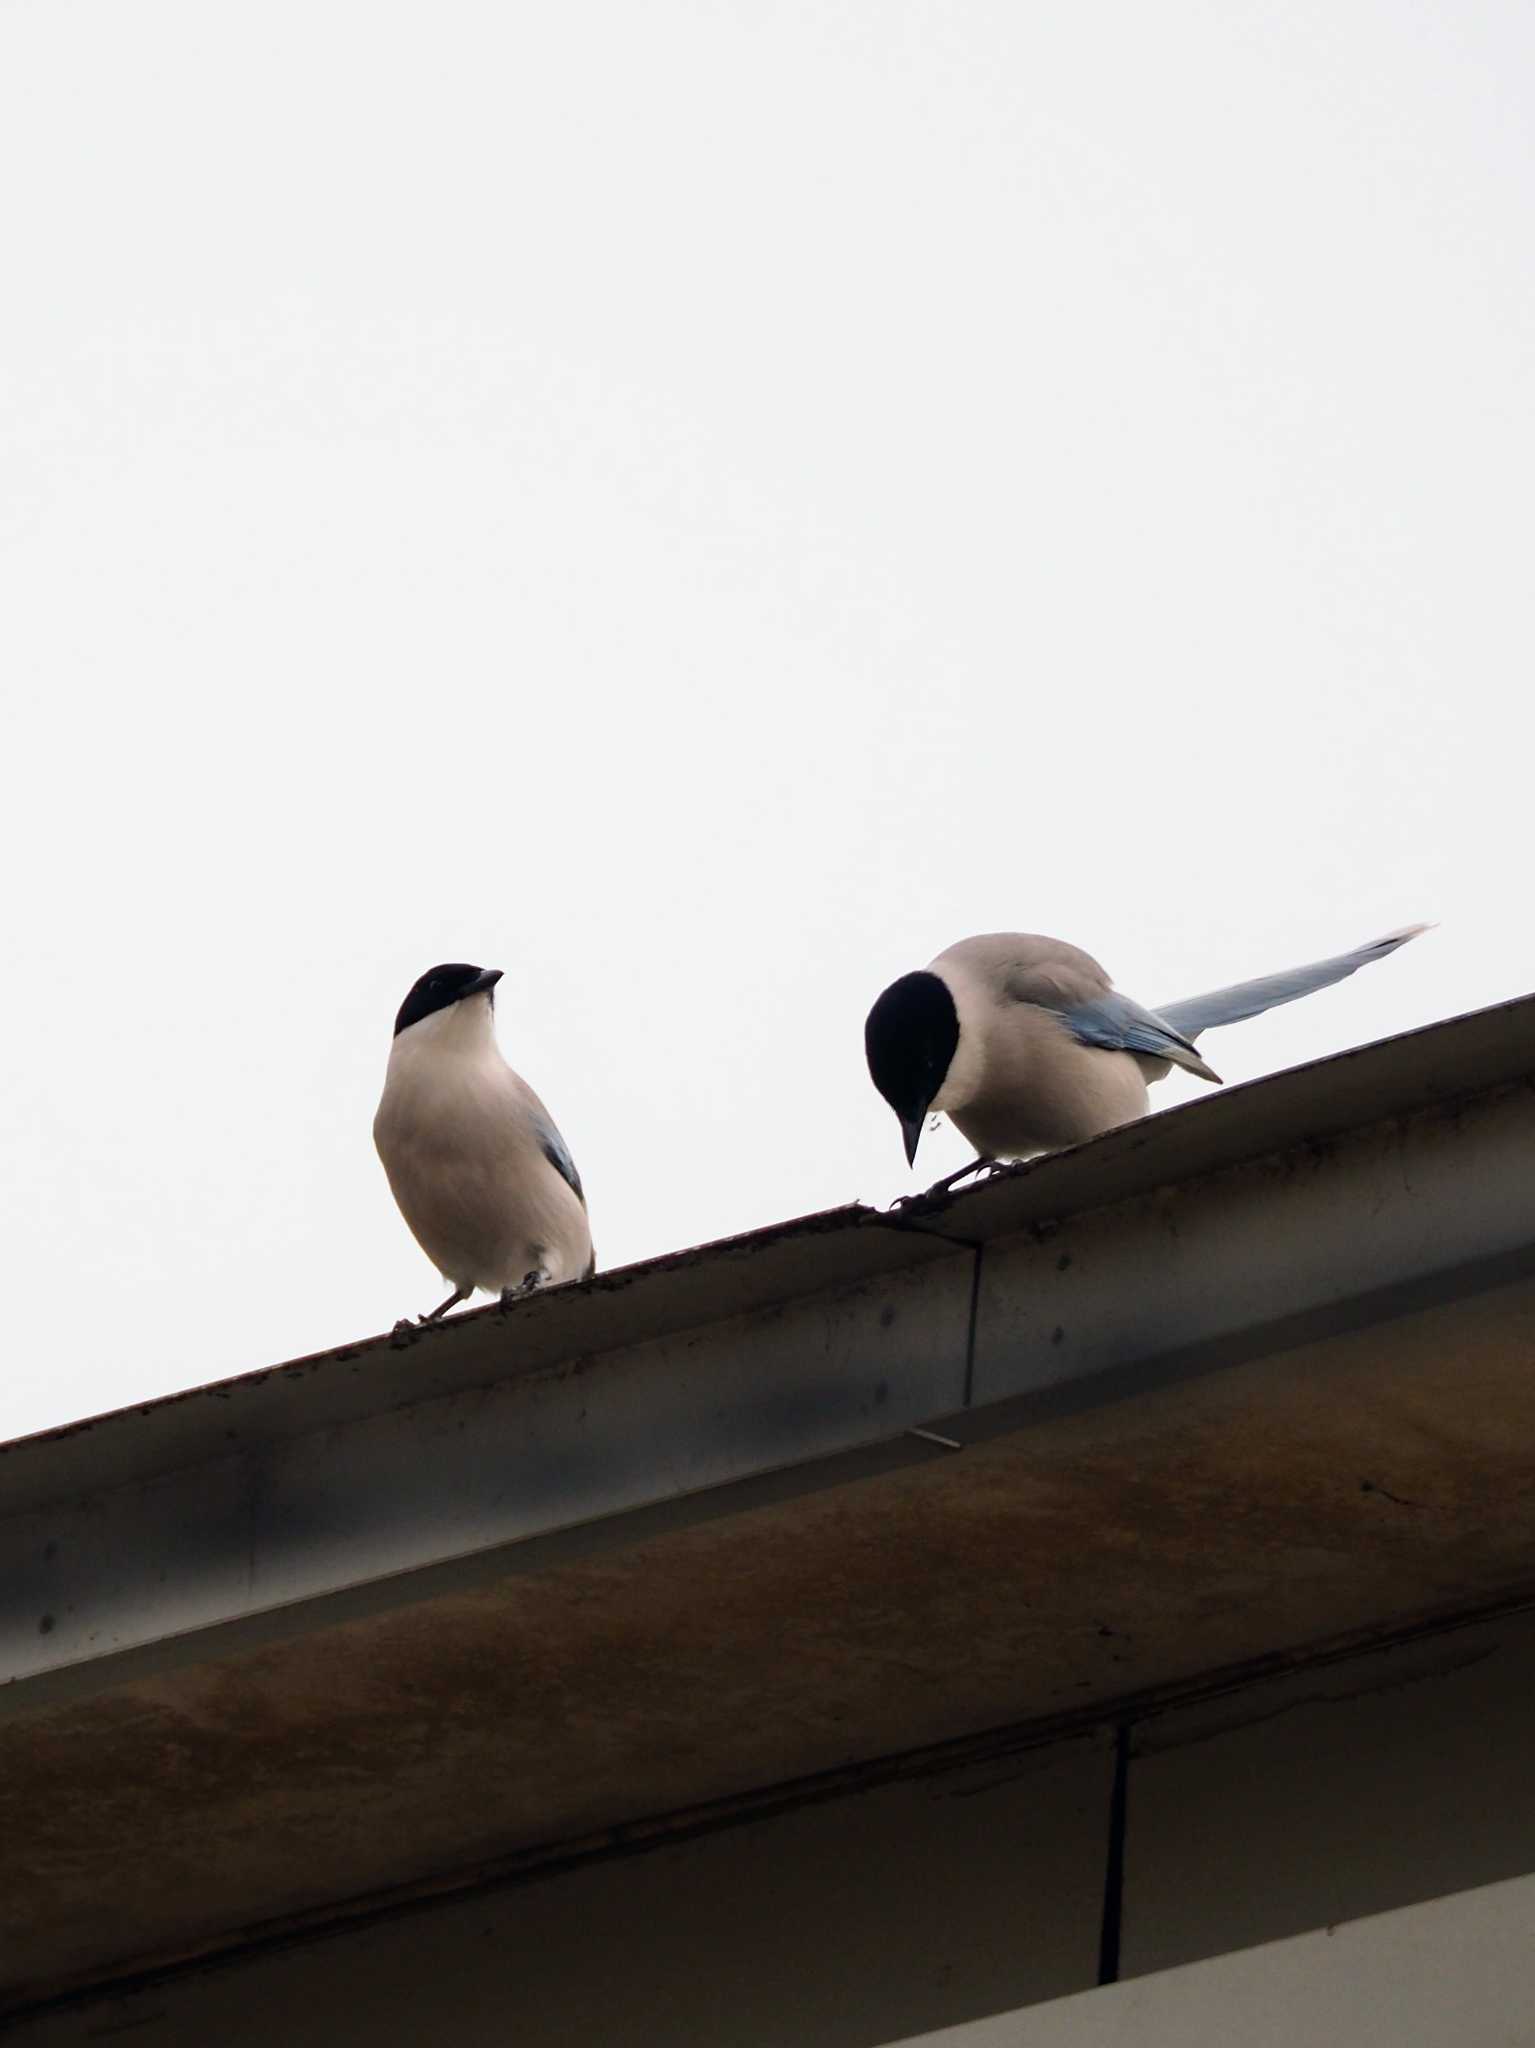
[889,1158,1002,1211]
[390,1287,471,1344]
[498,1268,550,1313]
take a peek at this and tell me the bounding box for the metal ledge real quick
[4,996,1534,1713]
[4,994,1535,2009]
[4,989,1530,1506]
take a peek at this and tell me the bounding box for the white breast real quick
[374,999,592,1293]
[926,959,1150,1157]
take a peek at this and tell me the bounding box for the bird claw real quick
[889,1158,1005,1211]
[498,1269,550,1312]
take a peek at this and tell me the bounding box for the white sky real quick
[2,0,1531,1439]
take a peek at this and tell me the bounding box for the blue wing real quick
[1062,992,1219,1081]
[533,1113,586,1205]
[1159,925,1429,1041]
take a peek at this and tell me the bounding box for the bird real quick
[865,924,1429,1177]
[374,962,594,1322]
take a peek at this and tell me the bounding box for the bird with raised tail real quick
[865,924,1430,1175]
[374,962,594,1322]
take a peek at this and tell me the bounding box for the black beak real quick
[466,967,504,997]
[900,1111,926,1169]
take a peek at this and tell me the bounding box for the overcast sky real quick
[2,0,1530,1438]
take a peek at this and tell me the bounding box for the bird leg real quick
[932,1157,1000,1197]
[890,1156,1020,1211]
[419,1286,471,1323]
[889,1156,1002,1210]
[499,1268,550,1312]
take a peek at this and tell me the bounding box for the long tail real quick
[1157,924,1431,1042]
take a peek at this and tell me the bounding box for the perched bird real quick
[866,924,1429,1173]
[374,962,594,1321]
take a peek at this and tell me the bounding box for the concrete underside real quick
[7,1260,1535,2010]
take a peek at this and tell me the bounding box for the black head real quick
[393,962,504,1037]
[864,970,960,1167]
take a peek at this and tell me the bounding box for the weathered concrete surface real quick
[6,1270,1535,2012]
